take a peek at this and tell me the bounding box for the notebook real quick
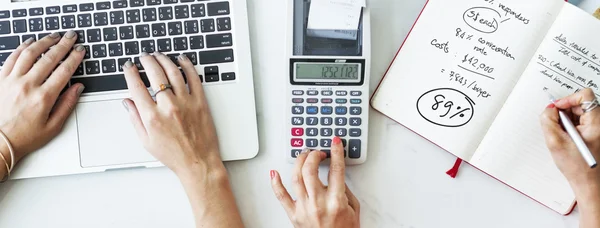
[371,0,600,214]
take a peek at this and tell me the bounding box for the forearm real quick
[0,143,11,181]
[573,182,600,228]
[178,161,244,228]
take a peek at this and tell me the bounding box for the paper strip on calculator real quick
[307,0,365,31]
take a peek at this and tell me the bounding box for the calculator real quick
[285,0,370,165]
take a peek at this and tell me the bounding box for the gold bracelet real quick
[0,129,15,183]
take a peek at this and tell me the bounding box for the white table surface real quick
[2,0,599,227]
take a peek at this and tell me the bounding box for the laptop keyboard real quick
[0,0,237,94]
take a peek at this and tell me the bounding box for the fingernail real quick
[301,148,310,154]
[269,170,275,180]
[547,103,556,109]
[124,60,133,69]
[49,32,60,39]
[122,100,129,111]
[77,85,85,95]
[333,136,341,145]
[74,45,85,52]
[65,30,76,39]
[24,37,35,45]
[140,52,149,57]
[153,51,163,56]
[177,54,188,61]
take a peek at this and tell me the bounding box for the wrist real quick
[174,154,227,183]
[572,180,600,209]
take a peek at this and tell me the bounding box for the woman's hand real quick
[270,137,360,228]
[122,52,222,176]
[0,31,85,165]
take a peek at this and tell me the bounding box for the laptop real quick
[0,0,259,179]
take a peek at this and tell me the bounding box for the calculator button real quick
[292,106,304,114]
[320,139,332,147]
[291,149,302,158]
[322,150,331,158]
[292,117,304,125]
[291,128,304,136]
[306,106,319,115]
[336,91,348,96]
[321,106,333,115]
[335,107,348,115]
[350,99,362,104]
[348,139,361,158]
[307,98,319,104]
[307,90,318,96]
[349,128,362,137]
[293,90,304,96]
[306,117,318,126]
[350,107,362,115]
[351,91,362,96]
[336,99,347,104]
[321,98,333,104]
[321,128,332,136]
[291,138,304,147]
[335,117,347,126]
[322,90,333,96]
[306,128,318,136]
[350,118,362,126]
[292,98,304,104]
[335,128,347,137]
[321,117,332,126]
[306,139,318,148]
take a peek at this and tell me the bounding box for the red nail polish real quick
[547,103,555,109]
[270,170,275,179]
[333,136,341,145]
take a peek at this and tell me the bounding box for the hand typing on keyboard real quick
[0,31,85,173]
[121,51,243,228]
[270,137,361,228]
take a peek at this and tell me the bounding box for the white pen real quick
[548,93,597,168]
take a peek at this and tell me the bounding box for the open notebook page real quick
[470,4,600,214]
[371,0,563,159]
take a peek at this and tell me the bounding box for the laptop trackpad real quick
[76,100,156,168]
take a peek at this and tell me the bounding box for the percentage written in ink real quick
[417,88,476,128]
[456,28,473,40]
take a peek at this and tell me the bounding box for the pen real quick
[548,93,597,168]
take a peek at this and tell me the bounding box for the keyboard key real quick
[350,107,362,115]
[336,91,348,96]
[0,52,9,66]
[321,98,333,104]
[85,60,101,74]
[321,106,333,115]
[219,72,235,81]
[120,26,134,39]
[142,8,157,22]
[87,29,101,42]
[102,59,117,73]
[306,98,318,104]
[13,20,27,33]
[322,91,333,96]
[147,0,161,6]
[110,11,125,25]
[292,106,304,115]
[74,64,84,76]
[292,90,304,96]
[45,6,60,15]
[78,14,92,27]
[0,11,9,19]
[92,44,107,58]
[291,117,303,126]
[173,37,188,51]
[206,33,232,48]
[306,139,318,148]
[133,57,143,69]
[320,138,332,147]
[117,57,131,72]
[200,19,215,32]
[157,38,172,52]
[306,107,318,115]
[75,30,85,43]
[94,12,109,26]
[349,129,361,137]
[108,43,123,56]
[126,9,141,23]
[291,149,302,158]
[96,2,112,10]
[22,34,36,43]
[205,66,218,74]
[159,7,173,20]
[199,49,233,64]
[350,118,361,126]
[29,8,44,16]
[45,17,59,30]
[217,17,231,31]
[306,128,318,136]
[291,139,303,148]
[151,23,166,37]
[291,128,304,136]
[12,9,27,18]
[164,0,177,4]
[321,117,332,126]
[335,128,347,137]
[38,33,51,40]
[80,3,94,12]
[103,27,118,41]
[61,16,75,29]
[351,91,362,96]
[306,117,318,126]
[335,107,347,115]
[175,5,189,19]
[207,2,230,16]
[135,24,151,38]
[335,117,347,126]
[124,41,140,55]
[350,99,362,104]
[190,35,204,49]
[140,40,155,53]
[205,73,219,82]
[348,140,361,158]
[71,74,129,93]
[63,5,78,13]
[321,129,333,137]
[307,90,318,96]
[168,21,183,35]
[184,52,197,65]
[0,21,10,35]
[184,20,199,34]
[336,99,347,104]
[82,45,91,59]
[181,0,194,2]
[130,0,145,7]
[191,4,206,17]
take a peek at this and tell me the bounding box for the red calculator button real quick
[292,128,304,136]
[291,138,304,147]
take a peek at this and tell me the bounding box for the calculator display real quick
[295,63,360,80]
